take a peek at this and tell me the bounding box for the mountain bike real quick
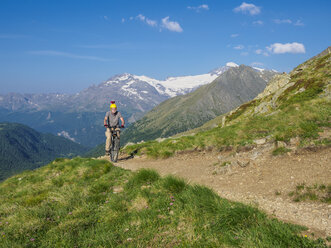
[108,126,124,162]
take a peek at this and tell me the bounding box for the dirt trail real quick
[100,145,331,237]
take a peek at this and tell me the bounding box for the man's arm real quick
[120,117,125,127]
[104,116,108,127]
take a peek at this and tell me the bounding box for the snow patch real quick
[133,73,223,97]
[226,62,239,67]
[57,131,76,142]
[253,67,265,72]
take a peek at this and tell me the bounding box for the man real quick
[104,101,125,156]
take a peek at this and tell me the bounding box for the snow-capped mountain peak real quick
[226,62,239,67]
[102,65,231,98]
[93,63,277,114]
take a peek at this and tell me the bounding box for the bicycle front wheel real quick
[111,136,120,162]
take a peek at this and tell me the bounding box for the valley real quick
[0,123,88,181]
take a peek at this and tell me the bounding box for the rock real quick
[237,159,250,167]
[236,145,255,152]
[276,141,287,148]
[218,164,233,175]
[290,137,300,146]
[221,116,226,128]
[250,152,260,160]
[297,87,305,93]
[156,138,166,143]
[112,186,123,193]
[123,142,135,148]
[254,138,266,145]
[205,146,213,151]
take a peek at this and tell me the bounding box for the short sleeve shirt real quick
[105,111,122,127]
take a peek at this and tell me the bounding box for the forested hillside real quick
[0,123,88,181]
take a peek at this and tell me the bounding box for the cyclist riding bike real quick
[104,101,125,162]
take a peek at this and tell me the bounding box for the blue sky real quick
[0,0,330,93]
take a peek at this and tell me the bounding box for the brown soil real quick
[99,144,331,238]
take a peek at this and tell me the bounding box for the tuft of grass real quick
[126,169,160,189]
[221,161,232,167]
[272,147,291,156]
[288,183,331,203]
[275,190,282,196]
[162,175,186,193]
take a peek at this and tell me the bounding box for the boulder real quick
[254,138,267,145]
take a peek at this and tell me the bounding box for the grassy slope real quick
[0,157,327,247]
[123,50,331,159]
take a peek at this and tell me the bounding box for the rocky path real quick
[100,145,331,238]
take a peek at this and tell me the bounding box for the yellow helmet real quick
[110,101,117,110]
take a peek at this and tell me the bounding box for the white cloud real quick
[241,51,249,56]
[103,16,109,21]
[136,14,157,27]
[146,18,157,27]
[121,18,125,23]
[267,42,305,54]
[255,49,269,56]
[273,19,292,24]
[294,20,304,26]
[188,4,209,12]
[234,45,244,50]
[137,14,145,22]
[231,33,239,38]
[28,50,110,61]
[253,20,263,25]
[273,19,304,26]
[161,16,183,32]
[128,14,182,33]
[255,49,263,54]
[234,2,261,15]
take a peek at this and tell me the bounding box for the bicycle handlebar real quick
[104,125,125,128]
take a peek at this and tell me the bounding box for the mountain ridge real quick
[121,46,330,159]
[0,63,275,147]
[121,65,277,144]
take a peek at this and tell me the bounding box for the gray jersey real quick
[105,111,122,127]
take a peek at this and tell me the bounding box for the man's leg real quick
[105,128,111,155]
